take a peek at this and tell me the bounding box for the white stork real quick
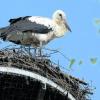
[0,10,71,55]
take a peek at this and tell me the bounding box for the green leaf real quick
[79,60,83,65]
[68,59,75,68]
[90,58,97,64]
[95,19,100,25]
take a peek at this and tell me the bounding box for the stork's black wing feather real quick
[8,17,53,34]
[9,16,31,25]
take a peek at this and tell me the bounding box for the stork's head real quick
[52,10,71,37]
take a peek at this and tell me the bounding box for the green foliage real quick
[67,57,97,69]
[78,60,83,65]
[95,19,100,25]
[68,58,75,68]
[90,58,97,64]
[95,19,100,33]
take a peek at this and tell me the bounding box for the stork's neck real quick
[53,20,67,37]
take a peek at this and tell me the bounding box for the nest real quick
[0,47,93,100]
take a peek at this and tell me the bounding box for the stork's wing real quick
[8,16,53,34]
[9,16,31,25]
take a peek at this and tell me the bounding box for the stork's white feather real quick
[28,16,53,27]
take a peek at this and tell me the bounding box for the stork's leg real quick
[33,42,43,57]
[20,45,23,56]
[39,41,43,56]
[28,45,31,56]
[34,48,37,57]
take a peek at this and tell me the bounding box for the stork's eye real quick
[59,14,62,16]
[59,14,62,18]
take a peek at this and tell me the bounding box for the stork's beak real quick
[65,22,72,32]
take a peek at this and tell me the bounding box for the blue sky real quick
[0,0,100,99]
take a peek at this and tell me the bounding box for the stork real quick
[0,10,71,56]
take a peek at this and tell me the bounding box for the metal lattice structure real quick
[0,46,93,100]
